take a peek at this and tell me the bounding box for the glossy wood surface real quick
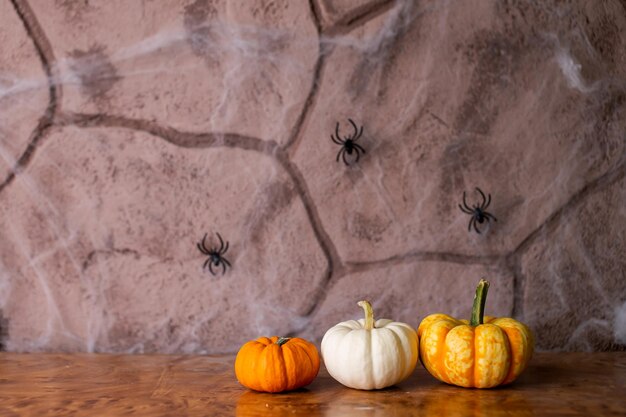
[0,352,624,416]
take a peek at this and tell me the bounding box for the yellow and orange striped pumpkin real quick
[418,279,534,388]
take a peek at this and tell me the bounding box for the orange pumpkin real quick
[235,336,320,393]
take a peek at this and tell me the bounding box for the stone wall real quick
[0,0,624,353]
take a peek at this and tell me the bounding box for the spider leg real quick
[473,218,482,234]
[467,217,473,232]
[335,122,342,142]
[221,261,227,275]
[217,232,225,253]
[476,187,487,208]
[222,258,231,267]
[336,148,343,163]
[197,242,209,255]
[221,240,229,255]
[354,148,361,163]
[342,149,350,166]
[484,212,498,222]
[198,233,210,254]
[354,125,364,142]
[203,258,211,270]
[459,204,473,214]
[354,143,366,154]
[348,118,359,140]
[208,262,216,276]
[331,134,343,145]
[483,193,491,210]
[462,192,473,212]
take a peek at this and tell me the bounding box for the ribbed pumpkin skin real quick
[321,318,418,390]
[418,314,534,388]
[235,336,320,393]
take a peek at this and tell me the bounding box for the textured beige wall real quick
[0,0,625,353]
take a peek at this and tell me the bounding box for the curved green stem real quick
[275,337,290,346]
[357,300,375,330]
[470,279,490,326]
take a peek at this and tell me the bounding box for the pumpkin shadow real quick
[418,387,535,417]
[511,364,577,388]
[235,389,324,417]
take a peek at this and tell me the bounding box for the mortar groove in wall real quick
[507,155,626,321]
[346,251,505,272]
[323,0,397,35]
[275,152,344,316]
[511,156,626,258]
[297,253,509,325]
[57,112,279,154]
[308,0,323,33]
[283,52,327,155]
[283,1,326,155]
[81,248,142,273]
[1,0,59,195]
[9,0,59,98]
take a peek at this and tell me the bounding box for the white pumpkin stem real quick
[357,300,375,330]
[470,279,490,326]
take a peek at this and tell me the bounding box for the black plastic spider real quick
[331,118,366,165]
[197,232,231,275]
[458,187,497,234]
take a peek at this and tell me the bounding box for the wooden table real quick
[0,352,624,416]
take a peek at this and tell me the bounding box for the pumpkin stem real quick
[470,279,490,326]
[275,337,291,346]
[357,300,375,330]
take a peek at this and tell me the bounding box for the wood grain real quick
[0,352,624,416]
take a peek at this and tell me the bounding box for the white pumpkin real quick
[321,300,419,390]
